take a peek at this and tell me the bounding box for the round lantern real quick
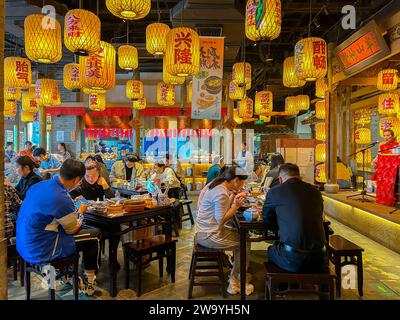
[315,100,325,119]
[24,14,62,63]
[355,128,371,145]
[315,78,328,98]
[379,117,400,137]
[296,95,310,111]
[378,92,399,115]
[36,78,59,106]
[285,96,298,116]
[4,87,21,101]
[356,148,372,166]
[163,57,185,85]
[294,37,327,81]
[63,63,81,90]
[238,97,253,118]
[146,23,170,56]
[233,109,243,125]
[377,69,398,91]
[283,56,306,88]
[165,27,200,77]
[80,41,116,90]
[232,62,251,87]
[106,0,151,20]
[255,91,273,115]
[21,111,35,122]
[187,81,192,103]
[88,92,106,111]
[260,115,271,123]
[4,57,32,88]
[22,92,39,113]
[126,80,144,101]
[118,45,138,71]
[315,164,327,183]
[315,123,326,141]
[4,100,17,117]
[133,97,146,110]
[229,81,246,100]
[315,143,326,162]
[157,82,175,106]
[64,9,101,55]
[245,0,281,42]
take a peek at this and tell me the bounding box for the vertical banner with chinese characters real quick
[191,37,224,120]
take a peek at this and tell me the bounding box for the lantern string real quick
[97,0,99,17]
[127,21,129,44]
[308,0,312,38]
[157,0,161,23]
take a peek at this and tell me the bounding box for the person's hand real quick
[97,176,109,189]
[77,203,87,214]
[233,192,248,208]
[74,195,83,203]
[40,169,49,174]
[371,161,377,169]
[4,176,11,186]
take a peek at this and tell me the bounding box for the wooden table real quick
[112,187,149,197]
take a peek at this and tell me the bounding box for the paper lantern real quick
[36,79,59,106]
[315,164,327,183]
[233,109,243,125]
[354,110,371,125]
[22,92,39,113]
[4,100,17,117]
[260,115,271,123]
[201,119,213,129]
[157,82,175,106]
[106,0,151,20]
[315,100,325,119]
[80,41,116,90]
[126,80,144,100]
[177,116,191,130]
[165,27,200,77]
[379,117,400,137]
[187,82,192,103]
[133,97,146,110]
[356,148,372,166]
[4,87,21,101]
[4,57,32,88]
[155,116,169,129]
[378,93,399,115]
[315,143,326,162]
[283,56,306,88]
[64,9,101,55]
[52,81,61,106]
[63,63,81,90]
[146,23,170,56]
[315,78,328,98]
[229,81,246,100]
[315,123,326,141]
[245,0,281,42]
[295,95,310,111]
[163,57,185,85]
[355,128,371,145]
[285,96,298,116]
[295,37,327,81]
[24,14,62,63]
[118,45,138,71]
[232,62,251,87]
[88,92,106,111]
[377,69,398,91]
[238,98,253,118]
[21,111,35,122]
[255,91,273,115]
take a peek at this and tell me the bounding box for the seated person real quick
[33,147,61,177]
[17,159,101,296]
[263,163,327,273]
[110,153,146,182]
[15,156,42,200]
[4,156,17,185]
[86,155,111,186]
[262,153,284,191]
[153,161,182,199]
[4,184,22,242]
[206,155,224,185]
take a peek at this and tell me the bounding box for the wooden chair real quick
[7,242,24,287]
[181,199,195,225]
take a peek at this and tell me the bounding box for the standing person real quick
[153,162,181,199]
[17,159,101,296]
[110,153,146,182]
[33,147,61,176]
[5,142,16,161]
[206,155,224,185]
[372,129,399,168]
[236,142,254,174]
[4,156,18,185]
[262,154,284,191]
[58,142,72,162]
[15,156,42,199]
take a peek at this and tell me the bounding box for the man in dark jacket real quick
[263,163,327,273]
[15,156,42,200]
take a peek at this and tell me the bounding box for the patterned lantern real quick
[24,14,62,63]
[354,110,371,125]
[88,92,106,111]
[163,57,185,85]
[295,37,327,81]
[80,41,116,90]
[379,117,400,137]
[229,81,246,100]
[187,81,192,103]
[315,123,326,141]
[315,78,328,98]
[315,100,325,119]
[255,91,273,115]
[238,98,253,118]
[22,92,39,113]
[52,81,61,106]
[165,27,200,77]
[126,80,144,100]
[378,93,399,115]
[355,128,371,144]
[260,115,271,123]
[36,79,59,106]
[146,23,170,56]
[28,84,36,100]
[4,57,32,88]
[4,100,17,117]
[296,95,310,111]
[232,62,251,87]
[106,0,151,20]
[377,69,398,91]
[157,82,175,106]
[233,109,243,125]
[283,56,306,88]
[21,111,35,122]
[285,96,298,116]
[64,9,101,55]
[315,163,327,183]
[4,87,21,101]
[245,0,281,42]
[133,97,146,110]
[63,63,81,90]
[315,143,326,162]
[356,148,372,165]
[118,45,138,71]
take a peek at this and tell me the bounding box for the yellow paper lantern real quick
[4,87,21,102]
[229,81,246,101]
[378,93,399,115]
[64,9,101,55]
[285,96,298,116]
[52,81,61,106]
[4,57,32,89]
[4,100,17,117]
[283,56,306,88]
[354,110,371,125]
[355,128,371,145]
[356,148,372,165]
[24,14,62,64]
[63,63,81,90]
[315,100,325,119]
[315,143,326,162]
[238,98,253,118]
[165,27,200,77]
[22,92,39,113]
[260,115,271,123]
[88,92,106,111]
[21,111,35,122]
[157,82,175,106]
[296,95,310,111]
[233,109,243,125]
[315,78,328,98]
[232,62,251,87]
[377,69,398,91]
[126,80,144,100]
[36,79,59,106]
[245,0,281,42]
[163,57,185,85]
[118,45,138,71]
[255,91,273,115]
[315,123,326,141]
[106,0,151,20]
[187,81,192,103]
[146,23,170,56]
[379,117,400,137]
[80,41,116,91]
[133,97,146,110]
[295,37,327,81]
[315,163,327,183]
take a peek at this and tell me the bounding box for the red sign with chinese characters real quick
[16,60,30,84]
[174,31,193,65]
[66,14,81,38]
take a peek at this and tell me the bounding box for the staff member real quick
[206,155,224,185]
[236,142,254,174]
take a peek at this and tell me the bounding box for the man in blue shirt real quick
[17,159,101,296]
[206,155,224,185]
[33,147,61,177]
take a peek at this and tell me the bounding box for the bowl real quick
[204,76,222,94]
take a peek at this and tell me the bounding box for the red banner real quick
[376,154,400,206]
[84,128,133,139]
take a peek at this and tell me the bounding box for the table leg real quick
[240,229,247,300]
[108,235,120,297]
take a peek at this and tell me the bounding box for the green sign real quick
[255,0,264,30]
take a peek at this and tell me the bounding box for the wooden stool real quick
[24,254,79,300]
[264,262,335,300]
[7,243,24,287]
[188,241,227,299]
[181,199,195,225]
[323,220,334,243]
[328,235,364,297]
[123,235,177,297]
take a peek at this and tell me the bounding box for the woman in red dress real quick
[372,129,399,168]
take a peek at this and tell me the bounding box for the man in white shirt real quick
[236,142,254,175]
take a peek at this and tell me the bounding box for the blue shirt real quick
[40,153,61,171]
[17,176,77,264]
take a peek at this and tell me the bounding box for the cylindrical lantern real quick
[157,82,175,106]
[315,143,326,162]
[379,117,400,137]
[296,94,310,111]
[126,80,144,100]
[4,87,21,101]
[105,0,151,20]
[238,97,253,118]
[285,96,298,116]
[283,56,306,88]
[4,57,32,88]
[295,37,327,81]
[315,100,325,119]
[315,123,326,141]
[52,81,61,106]
[378,92,399,115]
[315,163,327,183]
[155,116,169,129]
[233,109,243,125]
[255,91,273,115]
[356,148,372,166]
[177,116,191,129]
[232,62,251,87]
[118,45,138,71]
[245,0,281,42]
[133,97,146,110]
[88,92,106,111]
[24,14,62,63]
[260,115,271,123]
[377,69,398,91]
[355,128,372,144]
[146,23,170,56]
[21,111,35,122]
[64,9,101,55]
[80,41,116,90]
[22,92,39,113]
[355,110,371,125]
[163,57,185,85]
[187,81,192,103]
[4,100,17,117]
[63,63,81,90]
[315,78,328,98]
[165,27,200,77]
[36,79,59,106]
[229,81,246,100]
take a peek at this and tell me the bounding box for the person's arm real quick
[55,200,85,235]
[69,185,83,199]
[214,191,247,227]
[97,176,114,199]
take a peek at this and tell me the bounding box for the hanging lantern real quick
[126,80,144,100]
[118,45,138,71]
[80,41,116,90]
[4,87,21,101]
[379,117,400,137]
[146,23,170,56]
[229,81,246,100]
[238,98,253,118]
[24,14,62,63]
[356,148,372,166]
[315,100,325,119]
[354,110,371,125]
[165,27,200,77]
[315,164,327,183]
[377,69,398,91]
[315,143,326,162]
[187,81,192,103]
[255,91,273,115]
[52,81,61,106]
[296,95,310,111]
[315,78,328,98]
[233,109,243,125]
[4,100,17,117]
[245,0,281,42]
[106,0,151,20]
[133,97,146,110]
[64,9,101,55]
[260,115,271,123]
[378,92,399,115]
[355,128,371,144]
[21,111,35,122]
[22,92,39,113]
[88,92,106,111]
[315,123,326,141]
[36,78,59,106]
[232,62,251,87]
[4,57,32,89]
[163,57,185,85]
[285,96,298,116]
[295,37,327,81]
[283,56,306,88]
[63,63,81,90]
[157,82,175,106]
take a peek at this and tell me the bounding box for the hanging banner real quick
[191,37,224,120]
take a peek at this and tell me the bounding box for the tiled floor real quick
[7,200,400,300]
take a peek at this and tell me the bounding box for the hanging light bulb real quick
[118,45,138,71]
[232,62,251,87]
[315,143,326,162]
[22,91,39,113]
[63,63,81,90]
[146,23,170,56]
[296,95,310,111]
[315,100,325,119]
[163,57,185,85]
[133,97,147,110]
[106,0,151,20]
[315,123,326,141]
[355,128,371,144]
[254,91,273,115]
[36,78,60,106]
[379,117,400,137]
[378,92,399,115]
[4,57,32,89]
[285,96,298,116]
[157,82,175,106]
[315,78,328,98]
[377,69,398,91]
[295,37,327,81]
[88,92,106,111]
[238,97,253,118]
[283,56,306,88]
[126,80,144,101]
[4,87,21,102]
[21,111,35,122]
[229,81,246,101]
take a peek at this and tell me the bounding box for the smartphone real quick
[76,198,88,209]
